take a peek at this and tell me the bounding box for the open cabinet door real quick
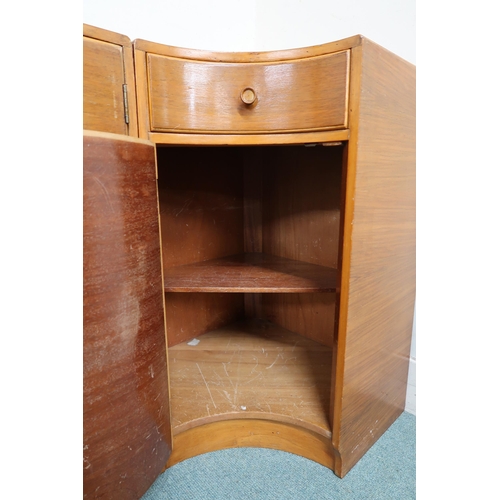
[83,130,172,499]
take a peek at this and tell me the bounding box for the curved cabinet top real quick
[133,35,362,63]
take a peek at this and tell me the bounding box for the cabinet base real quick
[165,419,341,475]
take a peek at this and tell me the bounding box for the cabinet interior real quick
[157,143,345,436]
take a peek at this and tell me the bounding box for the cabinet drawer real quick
[146,51,349,134]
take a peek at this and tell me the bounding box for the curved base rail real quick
[166,419,340,473]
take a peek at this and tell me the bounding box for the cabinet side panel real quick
[83,132,172,498]
[334,41,416,476]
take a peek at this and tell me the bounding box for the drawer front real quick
[147,51,349,134]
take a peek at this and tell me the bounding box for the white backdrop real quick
[83,0,415,63]
[83,0,416,413]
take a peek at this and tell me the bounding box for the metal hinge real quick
[122,84,130,124]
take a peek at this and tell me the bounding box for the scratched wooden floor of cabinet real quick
[168,318,333,437]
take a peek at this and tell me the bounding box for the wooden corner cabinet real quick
[83,24,415,499]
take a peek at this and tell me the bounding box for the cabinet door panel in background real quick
[83,24,138,136]
[83,131,171,499]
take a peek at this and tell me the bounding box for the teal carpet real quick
[141,412,415,499]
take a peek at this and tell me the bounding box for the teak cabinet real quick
[83,24,415,499]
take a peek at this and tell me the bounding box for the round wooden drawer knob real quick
[240,87,257,105]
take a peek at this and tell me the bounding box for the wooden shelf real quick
[163,253,338,293]
[168,319,333,437]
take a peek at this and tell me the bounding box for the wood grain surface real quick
[163,253,338,292]
[133,38,355,141]
[166,420,338,471]
[167,319,332,436]
[157,145,342,349]
[147,129,350,145]
[262,145,343,347]
[262,293,336,348]
[157,147,244,269]
[262,145,343,268]
[157,146,245,345]
[146,51,349,134]
[165,293,244,347]
[134,34,361,63]
[83,131,171,498]
[243,150,264,317]
[83,25,138,136]
[85,30,415,482]
[332,38,416,477]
